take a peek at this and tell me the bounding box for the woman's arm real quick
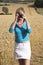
[26,20,32,33]
[9,13,18,33]
[23,15,32,33]
[9,21,17,33]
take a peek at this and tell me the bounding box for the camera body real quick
[17,13,25,22]
[18,14,23,19]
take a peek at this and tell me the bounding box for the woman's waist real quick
[15,40,30,49]
[15,37,30,42]
[15,39,30,44]
[15,39,30,43]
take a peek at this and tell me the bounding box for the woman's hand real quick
[15,13,19,22]
[23,14,28,22]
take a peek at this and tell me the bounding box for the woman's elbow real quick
[27,29,32,33]
[9,28,14,33]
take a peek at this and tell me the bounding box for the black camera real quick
[18,14,23,19]
[17,13,25,22]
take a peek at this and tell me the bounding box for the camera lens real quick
[18,14,23,18]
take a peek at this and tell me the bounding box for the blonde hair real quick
[16,7,25,14]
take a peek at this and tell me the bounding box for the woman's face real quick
[18,18,24,25]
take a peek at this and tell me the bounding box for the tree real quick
[2,7,9,14]
[34,0,43,7]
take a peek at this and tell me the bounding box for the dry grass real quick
[35,8,43,15]
[0,2,43,65]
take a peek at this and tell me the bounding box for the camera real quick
[17,13,25,22]
[18,14,23,19]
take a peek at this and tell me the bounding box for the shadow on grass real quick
[28,4,35,8]
[0,12,12,15]
[0,3,10,6]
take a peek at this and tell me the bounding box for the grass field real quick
[35,8,43,15]
[0,2,43,65]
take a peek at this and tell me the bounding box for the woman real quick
[9,7,32,65]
